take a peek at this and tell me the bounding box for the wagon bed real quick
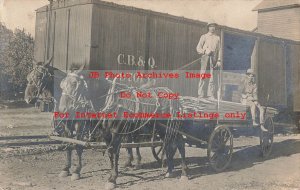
[180,96,278,121]
[178,96,278,171]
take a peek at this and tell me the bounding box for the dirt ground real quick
[0,107,300,190]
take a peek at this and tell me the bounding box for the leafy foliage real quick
[0,24,34,99]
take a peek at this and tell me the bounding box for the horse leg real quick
[59,146,72,177]
[124,135,133,168]
[124,148,134,168]
[165,142,177,178]
[105,137,121,190]
[177,135,189,181]
[132,133,142,169]
[71,145,83,181]
[135,147,142,169]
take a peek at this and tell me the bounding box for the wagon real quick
[178,96,277,172]
[49,94,277,173]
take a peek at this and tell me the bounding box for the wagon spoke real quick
[211,146,218,152]
[222,131,230,145]
[212,140,220,149]
[210,152,219,162]
[222,145,230,155]
[156,146,163,155]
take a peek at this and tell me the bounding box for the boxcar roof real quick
[36,0,300,45]
[253,0,300,11]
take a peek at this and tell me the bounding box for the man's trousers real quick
[198,55,219,99]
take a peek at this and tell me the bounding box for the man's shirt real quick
[242,79,258,101]
[196,32,220,60]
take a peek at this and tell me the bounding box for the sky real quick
[0,0,262,37]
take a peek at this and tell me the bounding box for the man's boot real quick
[252,121,259,127]
[260,124,268,132]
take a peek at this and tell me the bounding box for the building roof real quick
[253,0,300,11]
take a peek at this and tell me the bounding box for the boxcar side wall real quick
[90,3,209,71]
[51,7,69,71]
[289,44,300,112]
[90,4,147,70]
[147,15,207,71]
[34,10,48,63]
[34,1,300,111]
[36,4,93,71]
[66,4,93,70]
[257,37,287,107]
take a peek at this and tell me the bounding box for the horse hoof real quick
[180,176,189,181]
[58,171,69,178]
[165,172,175,178]
[124,162,133,168]
[105,182,116,190]
[134,164,142,170]
[71,173,80,181]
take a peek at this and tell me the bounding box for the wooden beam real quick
[157,122,206,144]
[49,136,163,149]
[49,136,88,146]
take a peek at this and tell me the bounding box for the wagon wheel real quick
[151,135,163,162]
[207,125,233,172]
[260,116,274,158]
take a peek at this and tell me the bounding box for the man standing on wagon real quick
[196,20,222,100]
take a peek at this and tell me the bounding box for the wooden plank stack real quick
[179,96,278,120]
[180,96,246,113]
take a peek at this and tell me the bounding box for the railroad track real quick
[0,135,163,150]
[0,135,60,148]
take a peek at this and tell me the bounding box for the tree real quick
[0,28,34,99]
[0,23,13,99]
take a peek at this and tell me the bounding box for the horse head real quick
[58,64,91,113]
[58,67,116,113]
[24,58,54,104]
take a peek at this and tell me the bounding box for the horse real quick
[24,58,61,105]
[58,71,189,189]
[24,62,144,180]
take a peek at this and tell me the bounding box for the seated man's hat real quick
[246,68,255,75]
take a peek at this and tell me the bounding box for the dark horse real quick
[24,62,144,180]
[24,58,63,105]
[58,71,189,189]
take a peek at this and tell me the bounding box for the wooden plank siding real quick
[34,0,300,111]
[66,4,93,70]
[51,8,69,71]
[147,15,207,71]
[257,7,300,41]
[288,44,300,111]
[257,38,286,107]
[34,11,47,63]
[90,4,147,70]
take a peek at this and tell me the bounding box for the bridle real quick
[61,73,94,112]
[27,65,53,102]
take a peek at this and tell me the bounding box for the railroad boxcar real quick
[34,0,300,125]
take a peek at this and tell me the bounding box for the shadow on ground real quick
[117,138,300,188]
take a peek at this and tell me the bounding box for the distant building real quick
[253,0,300,41]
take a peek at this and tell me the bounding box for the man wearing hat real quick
[196,21,221,100]
[241,68,267,131]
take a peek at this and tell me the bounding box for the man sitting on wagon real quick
[241,69,267,132]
